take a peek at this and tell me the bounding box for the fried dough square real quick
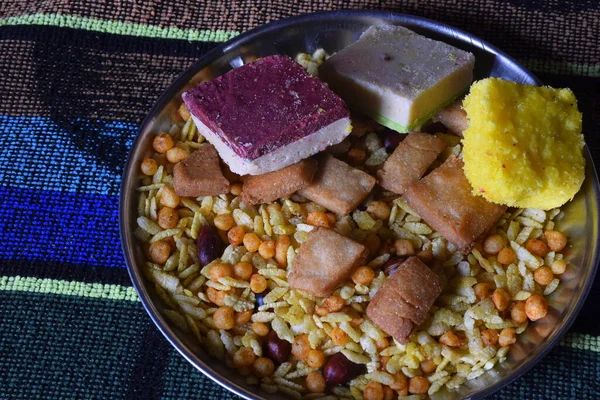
[432,98,468,137]
[241,159,318,205]
[173,144,230,197]
[366,257,443,344]
[298,155,376,216]
[289,227,368,297]
[377,132,446,195]
[403,155,506,252]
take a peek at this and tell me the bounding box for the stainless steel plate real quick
[120,10,600,400]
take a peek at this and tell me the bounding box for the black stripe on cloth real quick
[0,258,132,287]
[0,37,199,122]
[490,346,600,399]
[124,322,171,400]
[161,349,238,400]
[536,72,600,154]
[572,301,600,337]
[0,292,154,399]
[506,0,599,13]
[0,25,219,58]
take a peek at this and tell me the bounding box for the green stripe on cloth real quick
[0,276,139,302]
[560,332,600,353]
[0,13,240,42]
[1,13,598,78]
[519,59,600,78]
[3,275,599,355]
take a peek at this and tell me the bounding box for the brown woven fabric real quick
[1,0,598,65]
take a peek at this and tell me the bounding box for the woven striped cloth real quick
[1,1,598,398]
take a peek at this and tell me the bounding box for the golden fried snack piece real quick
[366,257,443,344]
[432,98,468,137]
[241,159,318,205]
[403,155,506,253]
[289,227,368,297]
[173,144,230,197]
[377,132,446,195]
[350,114,384,137]
[298,154,376,216]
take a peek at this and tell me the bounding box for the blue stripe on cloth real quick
[0,116,137,195]
[0,186,125,268]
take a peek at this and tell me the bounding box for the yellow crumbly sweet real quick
[462,78,584,210]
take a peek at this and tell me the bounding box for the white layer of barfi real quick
[320,25,475,133]
[191,115,352,175]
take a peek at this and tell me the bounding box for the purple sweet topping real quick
[183,55,349,160]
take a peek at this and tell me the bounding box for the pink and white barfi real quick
[182,55,352,175]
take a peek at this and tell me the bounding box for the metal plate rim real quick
[119,9,600,400]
